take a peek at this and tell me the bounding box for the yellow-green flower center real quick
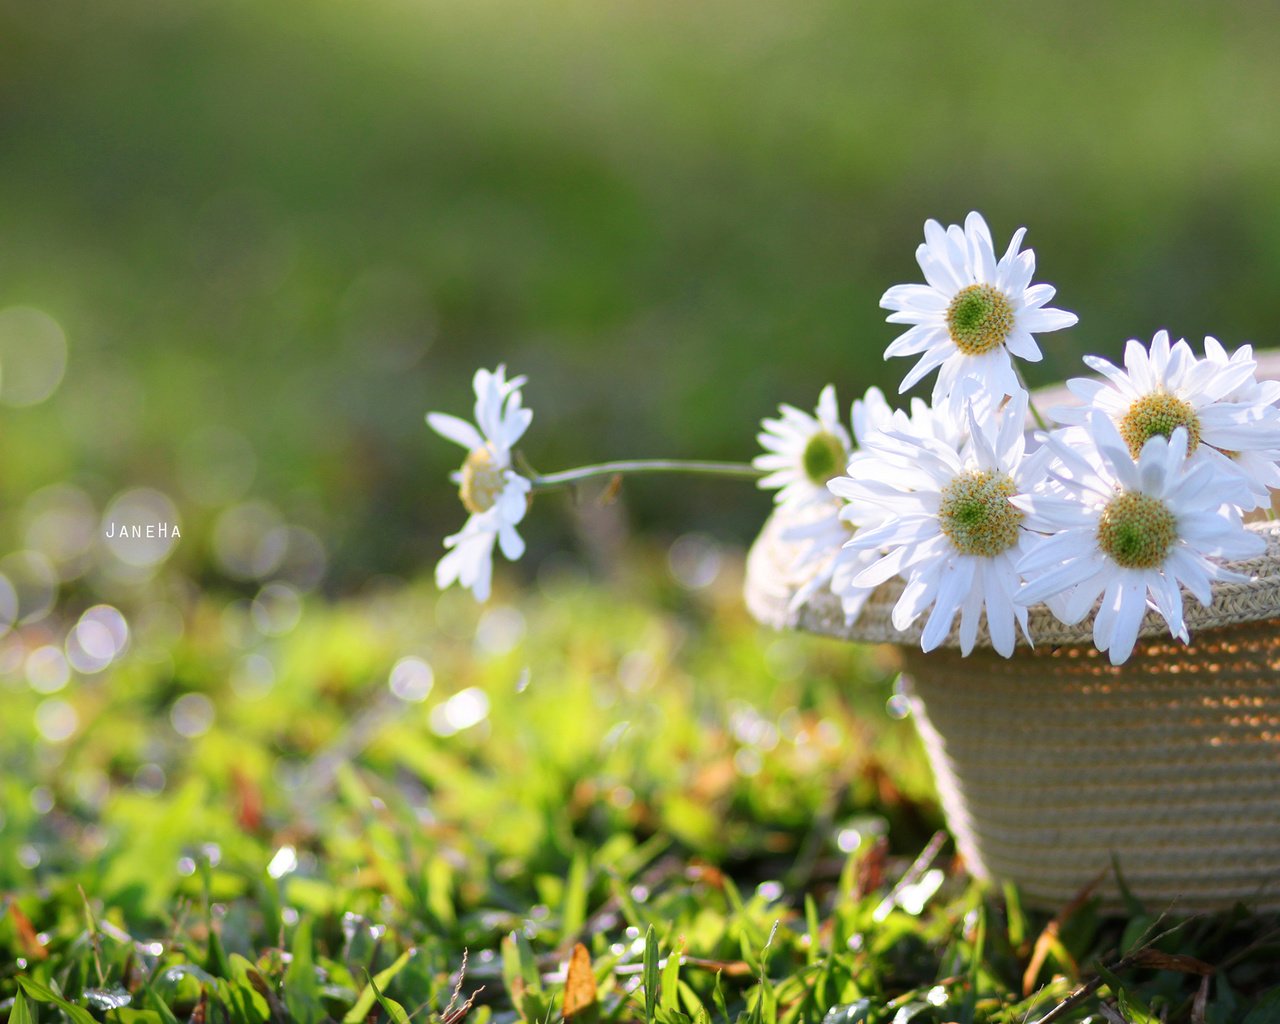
[1119,393,1201,459]
[459,447,507,514]
[938,470,1023,557]
[946,284,1015,356]
[801,431,848,486]
[1097,490,1177,569]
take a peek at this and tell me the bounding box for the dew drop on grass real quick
[267,845,299,879]
[896,868,946,916]
[756,880,784,902]
[85,988,132,1011]
[886,693,911,719]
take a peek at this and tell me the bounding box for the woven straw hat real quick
[747,508,1280,913]
[744,360,1280,913]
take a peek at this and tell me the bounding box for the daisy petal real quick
[427,412,485,451]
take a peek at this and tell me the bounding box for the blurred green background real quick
[3,0,1280,586]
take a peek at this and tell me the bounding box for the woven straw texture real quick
[746,507,1280,648]
[745,506,1280,912]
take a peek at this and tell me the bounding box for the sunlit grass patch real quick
[1,556,1278,1022]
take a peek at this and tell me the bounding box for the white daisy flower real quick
[427,365,534,601]
[832,393,1043,657]
[1201,336,1280,508]
[780,386,899,621]
[754,384,852,509]
[880,211,1077,411]
[1053,331,1280,511]
[1016,414,1265,665]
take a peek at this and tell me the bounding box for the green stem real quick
[531,459,764,491]
[1014,365,1050,431]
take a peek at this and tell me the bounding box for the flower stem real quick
[531,459,764,491]
[1014,365,1050,432]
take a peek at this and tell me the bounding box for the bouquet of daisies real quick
[428,213,1280,666]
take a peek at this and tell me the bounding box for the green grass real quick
[3,552,1280,1023]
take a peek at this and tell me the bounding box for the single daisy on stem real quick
[427,365,534,601]
[880,211,1077,414]
[1016,414,1266,665]
[429,366,766,602]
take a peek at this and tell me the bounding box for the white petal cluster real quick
[430,214,1280,664]
[752,385,876,621]
[1053,331,1280,511]
[811,213,1280,664]
[427,366,533,601]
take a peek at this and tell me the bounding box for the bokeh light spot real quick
[251,582,302,636]
[668,533,722,590]
[430,687,490,736]
[170,693,215,738]
[67,605,129,674]
[474,605,526,657]
[26,645,70,694]
[0,307,68,407]
[1,552,57,624]
[231,653,276,700]
[35,699,78,742]
[389,656,434,702]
